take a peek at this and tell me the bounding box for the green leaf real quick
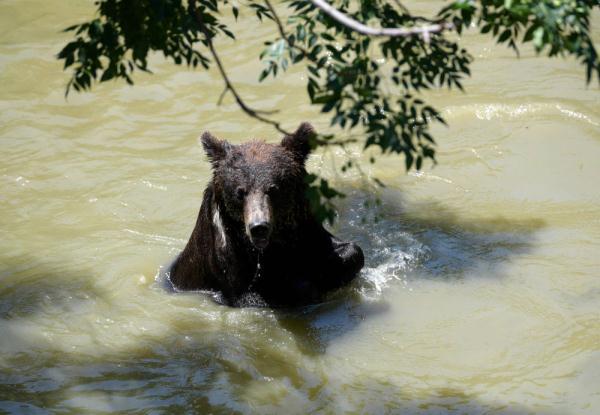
[321,99,336,113]
[533,27,545,50]
[498,30,511,43]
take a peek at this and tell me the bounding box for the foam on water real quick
[444,102,599,126]
[360,238,429,296]
[335,196,432,299]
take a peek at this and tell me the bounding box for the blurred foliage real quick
[58,0,599,224]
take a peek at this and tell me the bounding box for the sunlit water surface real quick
[1,1,599,414]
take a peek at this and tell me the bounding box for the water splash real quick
[337,198,432,299]
[236,251,267,307]
[359,227,430,298]
[247,251,262,292]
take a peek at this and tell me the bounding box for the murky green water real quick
[1,1,599,413]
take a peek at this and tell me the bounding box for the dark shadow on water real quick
[0,254,115,412]
[0,192,554,414]
[335,190,547,282]
[311,379,564,415]
[270,189,546,357]
[274,292,390,355]
[0,254,108,321]
[303,376,564,415]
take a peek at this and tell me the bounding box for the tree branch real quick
[391,0,411,16]
[189,0,290,135]
[264,0,312,58]
[262,0,356,148]
[264,0,287,40]
[308,0,453,40]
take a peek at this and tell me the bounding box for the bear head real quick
[201,122,315,250]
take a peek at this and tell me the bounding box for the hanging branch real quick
[308,0,453,41]
[264,0,288,40]
[189,0,290,135]
[262,0,356,147]
[264,0,312,58]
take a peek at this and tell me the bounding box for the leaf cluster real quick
[440,0,600,82]
[57,0,599,223]
[58,0,238,95]
[305,173,345,225]
[261,0,473,172]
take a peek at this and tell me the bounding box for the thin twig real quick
[315,137,358,146]
[392,0,411,16]
[308,0,453,39]
[263,0,358,149]
[189,0,290,134]
[264,0,314,58]
[217,85,228,106]
[264,0,287,40]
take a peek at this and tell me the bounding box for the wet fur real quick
[169,123,364,307]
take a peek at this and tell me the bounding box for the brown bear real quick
[168,122,364,307]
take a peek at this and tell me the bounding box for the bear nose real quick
[249,221,271,240]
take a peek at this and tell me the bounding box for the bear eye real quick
[236,187,247,201]
[267,184,279,195]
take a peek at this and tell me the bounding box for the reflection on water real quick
[1,0,600,414]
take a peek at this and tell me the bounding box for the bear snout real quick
[249,221,271,249]
[244,191,272,250]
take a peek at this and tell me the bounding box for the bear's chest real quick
[243,252,324,306]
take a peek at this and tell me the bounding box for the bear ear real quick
[280,122,315,164]
[201,132,230,166]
